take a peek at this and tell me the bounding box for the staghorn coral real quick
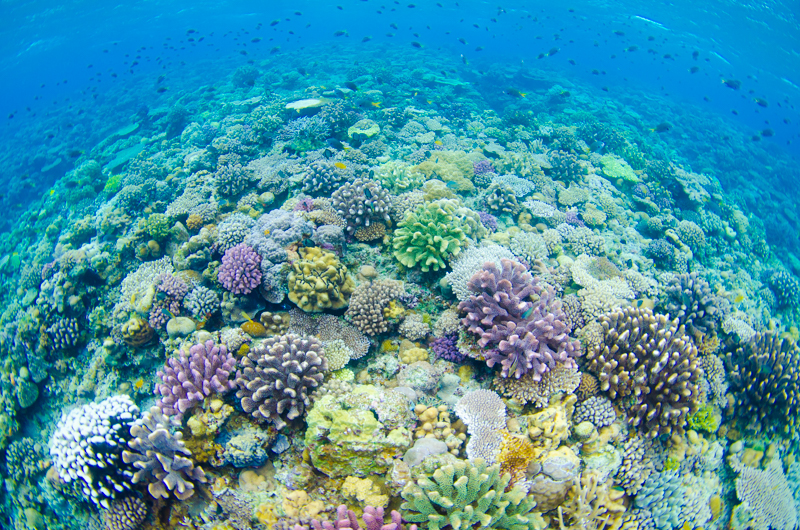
[585,307,703,438]
[725,332,800,437]
[346,279,405,336]
[393,198,485,272]
[458,258,580,380]
[235,333,327,429]
[155,340,237,418]
[288,247,355,312]
[400,458,541,530]
[122,407,207,500]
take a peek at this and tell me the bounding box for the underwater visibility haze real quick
[1,0,800,529]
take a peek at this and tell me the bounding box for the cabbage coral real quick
[392,198,484,272]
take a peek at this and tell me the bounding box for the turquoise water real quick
[0,1,799,529]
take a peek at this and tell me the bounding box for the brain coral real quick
[585,307,703,438]
[392,198,485,272]
[287,247,355,312]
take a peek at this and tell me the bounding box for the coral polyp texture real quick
[585,306,703,438]
[235,333,327,429]
[218,242,263,295]
[725,332,800,436]
[155,340,237,418]
[458,258,580,380]
[288,247,355,312]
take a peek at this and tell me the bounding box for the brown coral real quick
[287,247,355,312]
[345,279,405,336]
[121,317,155,348]
[354,222,387,242]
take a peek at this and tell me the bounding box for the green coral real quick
[400,458,541,530]
[687,403,720,433]
[141,213,171,240]
[104,174,124,194]
[304,393,411,477]
[392,199,485,272]
[599,154,639,183]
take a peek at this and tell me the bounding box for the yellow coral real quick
[281,490,325,520]
[526,393,576,452]
[458,365,474,384]
[255,503,278,527]
[381,339,398,352]
[288,247,355,312]
[399,347,428,364]
[383,300,405,320]
[498,431,537,484]
[342,476,390,509]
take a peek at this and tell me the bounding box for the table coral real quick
[288,247,355,312]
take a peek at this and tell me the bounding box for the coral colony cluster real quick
[2,43,800,530]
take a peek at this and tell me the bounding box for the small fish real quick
[133,378,145,391]
[49,189,55,195]
[762,128,774,137]
[651,122,671,133]
[390,23,399,29]
[461,54,467,64]
[270,19,280,26]
[364,187,372,199]
[411,41,422,48]
[692,50,699,60]
[334,30,349,37]
[68,149,84,158]
[734,294,745,304]
[156,86,168,93]
[263,229,270,236]
[345,81,358,91]
[327,138,346,150]
[505,88,527,98]
[458,38,467,44]
[754,98,768,107]
[446,181,460,190]
[626,45,638,52]
[475,46,484,51]
[521,306,534,319]
[568,59,576,65]
[690,66,700,73]
[371,101,382,107]
[548,47,559,56]
[251,37,261,43]
[334,162,347,169]
[270,46,281,54]
[722,78,741,89]
[162,308,176,319]
[362,36,372,42]
[613,30,625,36]
[434,140,443,146]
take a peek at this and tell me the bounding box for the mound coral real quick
[392,198,484,272]
[458,258,580,380]
[345,278,405,335]
[585,307,703,438]
[235,333,327,429]
[400,458,541,530]
[288,247,355,312]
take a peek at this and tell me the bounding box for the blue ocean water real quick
[1,0,800,528]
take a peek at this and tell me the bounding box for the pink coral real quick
[218,243,262,295]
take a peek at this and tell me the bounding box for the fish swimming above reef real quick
[722,78,741,90]
[505,88,527,98]
[651,122,672,133]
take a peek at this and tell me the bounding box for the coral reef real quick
[288,247,355,312]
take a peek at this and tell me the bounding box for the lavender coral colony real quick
[3,8,799,530]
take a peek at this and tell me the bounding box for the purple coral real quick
[458,259,580,380]
[295,505,417,530]
[219,243,262,295]
[564,209,585,227]
[293,197,315,212]
[431,333,466,363]
[473,160,495,176]
[149,273,189,329]
[155,273,189,299]
[478,211,498,232]
[155,340,237,418]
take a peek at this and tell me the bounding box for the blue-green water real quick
[0,1,799,529]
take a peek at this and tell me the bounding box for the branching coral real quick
[393,198,485,272]
[332,178,393,236]
[658,272,725,337]
[458,258,580,380]
[585,307,703,438]
[400,458,541,530]
[288,247,355,312]
[725,332,800,437]
[345,278,405,335]
[235,333,327,429]
[122,407,207,500]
